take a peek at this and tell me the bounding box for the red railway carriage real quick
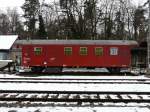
[20,40,138,73]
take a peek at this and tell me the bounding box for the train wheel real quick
[31,67,45,72]
[107,68,121,73]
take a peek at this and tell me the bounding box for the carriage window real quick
[95,47,103,56]
[110,47,118,55]
[34,47,42,55]
[80,47,88,55]
[64,47,72,56]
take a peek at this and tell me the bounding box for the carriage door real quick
[32,46,45,66]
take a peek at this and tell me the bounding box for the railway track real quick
[0,78,149,84]
[0,77,147,81]
[0,90,150,104]
[0,78,149,107]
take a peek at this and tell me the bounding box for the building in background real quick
[0,35,18,69]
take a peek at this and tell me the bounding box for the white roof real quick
[0,35,18,50]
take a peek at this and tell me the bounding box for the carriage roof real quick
[16,40,138,46]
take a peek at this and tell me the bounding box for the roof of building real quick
[16,39,138,46]
[0,35,18,50]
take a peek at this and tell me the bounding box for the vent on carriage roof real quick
[0,35,18,50]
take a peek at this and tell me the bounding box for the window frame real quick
[80,47,88,55]
[64,47,72,56]
[34,47,42,56]
[95,47,103,56]
[110,47,118,56]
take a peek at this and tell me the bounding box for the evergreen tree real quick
[133,6,146,41]
[84,0,97,39]
[22,0,40,38]
[114,11,125,39]
[38,15,47,39]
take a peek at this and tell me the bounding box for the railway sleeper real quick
[0,97,150,103]
[1,93,150,103]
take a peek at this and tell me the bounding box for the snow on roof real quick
[0,35,18,50]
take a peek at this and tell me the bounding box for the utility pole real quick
[147,0,150,74]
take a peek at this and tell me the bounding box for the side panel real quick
[46,45,63,66]
[22,45,46,67]
[105,45,131,68]
[22,45,30,67]
[22,44,134,68]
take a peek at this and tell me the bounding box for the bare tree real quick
[7,8,24,35]
[133,6,147,41]
[0,13,10,34]
[31,0,145,40]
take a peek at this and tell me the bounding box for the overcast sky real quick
[0,0,148,14]
[0,0,51,14]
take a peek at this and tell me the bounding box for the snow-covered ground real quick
[0,73,148,79]
[0,82,150,92]
[0,73,150,112]
[0,107,150,112]
[0,74,149,92]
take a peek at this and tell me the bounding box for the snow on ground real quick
[0,74,21,78]
[0,82,150,92]
[63,68,109,72]
[0,107,150,112]
[0,73,148,79]
[0,74,150,111]
[0,73,150,92]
